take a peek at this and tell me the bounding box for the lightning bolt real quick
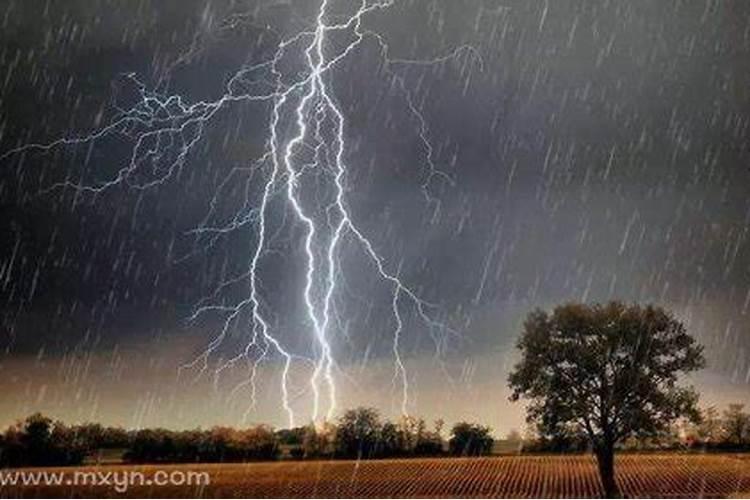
[2,0,480,427]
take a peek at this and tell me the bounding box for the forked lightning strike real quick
[1,0,479,427]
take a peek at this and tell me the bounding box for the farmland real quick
[2,454,749,498]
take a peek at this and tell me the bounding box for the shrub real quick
[449,422,493,456]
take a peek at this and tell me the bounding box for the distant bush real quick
[448,422,494,456]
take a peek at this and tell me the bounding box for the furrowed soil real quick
[2,454,750,498]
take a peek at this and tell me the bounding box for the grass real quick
[2,454,750,498]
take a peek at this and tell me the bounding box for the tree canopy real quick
[508,302,705,497]
[448,422,494,456]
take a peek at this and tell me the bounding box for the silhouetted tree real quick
[378,416,444,457]
[413,430,443,456]
[122,425,280,463]
[334,407,382,459]
[414,418,444,456]
[696,406,723,445]
[722,404,749,447]
[235,425,279,461]
[299,422,335,459]
[100,426,129,448]
[21,413,54,464]
[0,414,86,467]
[71,423,104,451]
[508,302,705,498]
[124,428,171,463]
[0,424,24,467]
[276,427,307,447]
[379,421,402,457]
[448,422,493,456]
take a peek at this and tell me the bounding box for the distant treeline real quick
[524,403,750,454]
[0,407,493,468]
[2,403,748,468]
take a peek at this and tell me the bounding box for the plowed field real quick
[3,454,750,498]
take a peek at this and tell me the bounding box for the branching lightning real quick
[2,0,480,427]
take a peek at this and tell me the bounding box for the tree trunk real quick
[595,445,621,498]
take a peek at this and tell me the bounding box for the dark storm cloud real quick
[1,0,749,425]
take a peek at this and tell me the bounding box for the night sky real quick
[1,0,749,434]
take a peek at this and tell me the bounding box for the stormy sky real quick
[1,0,749,433]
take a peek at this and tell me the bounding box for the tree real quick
[433,419,445,437]
[234,425,279,461]
[414,427,444,456]
[390,416,443,456]
[378,421,402,457]
[695,406,722,445]
[276,427,307,447]
[448,422,493,456]
[301,422,336,458]
[334,407,382,459]
[21,413,54,465]
[508,302,705,498]
[722,404,749,447]
[396,415,425,452]
[0,414,86,467]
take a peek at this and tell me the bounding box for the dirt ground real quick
[2,453,750,498]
